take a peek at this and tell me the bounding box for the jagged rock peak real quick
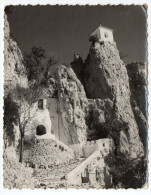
[83,41,144,159]
[57,65,88,145]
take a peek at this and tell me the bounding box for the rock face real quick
[4,14,28,95]
[130,98,148,151]
[83,41,144,159]
[87,99,113,141]
[4,14,28,148]
[126,62,147,150]
[126,62,147,118]
[57,65,88,145]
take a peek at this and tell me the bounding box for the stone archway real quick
[36,125,46,136]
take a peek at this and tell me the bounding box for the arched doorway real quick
[36,125,46,136]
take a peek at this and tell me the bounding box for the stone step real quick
[33,158,86,186]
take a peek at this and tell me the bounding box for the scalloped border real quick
[0,0,150,194]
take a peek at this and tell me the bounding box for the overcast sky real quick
[6,5,147,65]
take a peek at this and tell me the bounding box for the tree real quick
[11,85,39,163]
[5,46,58,163]
[105,151,147,188]
[4,93,19,147]
[15,47,57,163]
[24,47,58,86]
[7,64,40,163]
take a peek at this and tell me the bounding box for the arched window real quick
[36,125,46,136]
[38,99,43,109]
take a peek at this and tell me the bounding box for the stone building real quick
[90,24,114,42]
[26,97,68,145]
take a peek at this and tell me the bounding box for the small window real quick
[103,143,105,147]
[104,32,108,38]
[38,99,43,109]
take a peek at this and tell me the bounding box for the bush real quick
[4,93,19,146]
[105,151,147,188]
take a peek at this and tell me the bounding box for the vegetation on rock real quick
[105,151,147,188]
[4,93,19,147]
[24,47,58,87]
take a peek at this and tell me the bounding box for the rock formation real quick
[87,99,113,141]
[130,99,148,150]
[4,14,146,188]
[126,62,147,150]
[4,14,28,96]
[126,62,147,118]
[82,41,144,159]
[57,65,88,145]
[4,14,28,149]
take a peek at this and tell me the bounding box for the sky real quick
[6,5,147,65]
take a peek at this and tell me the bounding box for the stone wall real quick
[82,139,112,158]
[23,137,75,168]
[25,98,69,145]
[66,148,112,188]
[66,139,113,188]
[47,98,68,145]
[90,26,114,43]
[25,100,52,139]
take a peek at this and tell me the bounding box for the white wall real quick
[25,100,52,139]
[90,26,114,42]
[100,28,113,42]
[47,98,59,138]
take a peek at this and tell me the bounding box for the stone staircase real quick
[32,139,113,188]
[33,158,86,188]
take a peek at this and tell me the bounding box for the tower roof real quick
[90,24,114,36]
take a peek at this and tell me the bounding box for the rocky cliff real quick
[126,62,147,150]
[57,65,88,145]
[126,62,147,118]
[82,41,144,159]
[130,98,148,151]
[4,14,29,149]
[4,14,28,96]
